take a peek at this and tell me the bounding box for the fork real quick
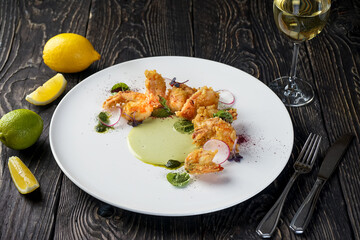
[256,133,322,238]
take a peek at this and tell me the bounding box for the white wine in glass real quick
[270,0,331,107]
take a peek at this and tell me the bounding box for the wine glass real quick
[269,0,331,107]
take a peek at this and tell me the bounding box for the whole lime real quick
[0,109,43,150]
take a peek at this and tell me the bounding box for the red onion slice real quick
[217,89,235,105]
[99,107,122,127]
[232,135,239,153]
[203,139,230,165]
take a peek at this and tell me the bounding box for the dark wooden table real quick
[1,0,359,239]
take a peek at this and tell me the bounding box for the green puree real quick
[127,117,197,165]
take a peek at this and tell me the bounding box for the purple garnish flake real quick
[127,120,142,127]
[228,152,243,162]
[124,112,143,127]
[169,77,189,88]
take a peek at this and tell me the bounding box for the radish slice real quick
[217,89,235,105]
[203,139,230,165]
[231,136,239,154]
[99,107,122,127]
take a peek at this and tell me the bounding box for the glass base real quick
[269,76,314,107]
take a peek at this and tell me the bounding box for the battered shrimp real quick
[185,148,223,174]
[192,117,237,150]
[145,70,166,108]
[192,105,218,129]
[192,106,238,128]
[166,84,197,112]
[176,86,219,120]
[102,91,153,121]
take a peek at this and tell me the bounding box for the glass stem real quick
[289,43,300,83]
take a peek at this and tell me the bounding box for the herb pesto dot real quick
[166,172,190,187]
[111,82,130,93]
[165,160,181,169]
[173,119,194,134]
[95,112,112,133]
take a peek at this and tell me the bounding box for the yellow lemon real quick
[8,156,40,194]
[26,73,67,105]
[43,33,101,73]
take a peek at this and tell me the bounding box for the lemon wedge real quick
[26,73,67,105]
[8,156,40,194]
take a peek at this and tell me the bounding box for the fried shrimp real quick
[101,69,240,176]
[192,117,237,150]
[102,91,153,121]
[192,105,218,128]
[185,148,223,174]
[166,84,197,112]
[145,70,166,108]
[176,86,219,120]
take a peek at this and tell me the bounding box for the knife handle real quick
[290,178,326,234]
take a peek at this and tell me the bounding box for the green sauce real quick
[165,160,182,169]
[95,123,108,133]
[95,112,112,133]
[166,172,190,187]
[173,119,194,134]
[127,117,196,165]
[111,82,130,93]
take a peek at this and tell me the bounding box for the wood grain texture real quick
[0,0,91,239]
[193,0,355,239]
[0,0,359,239]
[54,0,196,239]
[306,0,360,238]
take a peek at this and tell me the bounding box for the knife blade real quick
[290,133,354,234]
[317,134,354,180]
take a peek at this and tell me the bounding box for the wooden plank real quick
[192,0,355,239]
[53,0,197,239]
[0,0,91,239]
[0,0,358,239]
[305,0,360,239]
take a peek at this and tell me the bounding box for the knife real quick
[289,133,354,234]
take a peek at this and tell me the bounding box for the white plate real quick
[50,56,293,216]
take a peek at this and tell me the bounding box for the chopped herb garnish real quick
[111,82,130,93]
[159,96,172,113]
[173,119,194,134]
[151,96,173,118]
[213,110,233,123]
[166,172,190,187]
[165,160,181,169]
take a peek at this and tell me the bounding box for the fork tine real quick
[301,134,317,163]
[296,133,314,162]
[305,135,322,166]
